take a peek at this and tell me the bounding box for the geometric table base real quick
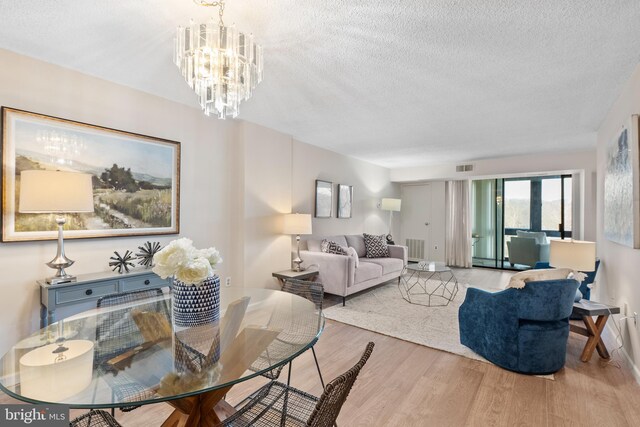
[399,265,459,307]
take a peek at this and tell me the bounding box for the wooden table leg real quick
[161,409,186,427]
[580,315,609,362]
[164,390,227,427]
[160,326,281,427]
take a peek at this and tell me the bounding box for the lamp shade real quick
[19,340,94,401]
[381,198,401,212]
[19,170,94,213]
[549,239,596,272]
[283,213,312,235]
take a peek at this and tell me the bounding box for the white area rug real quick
[323,281,554,380]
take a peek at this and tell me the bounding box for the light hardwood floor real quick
[2,268,639,426]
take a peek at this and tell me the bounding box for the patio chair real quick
[70,410,122,427]
[223,342,374,426]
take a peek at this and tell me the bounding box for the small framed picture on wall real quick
[315,180,333,218]
[337,184,353,218]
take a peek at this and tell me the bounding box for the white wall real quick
[239,121,293,289]
[238,134,401,290]
[390,150,598,241]
[0,48,238,354]
[291,140,399,238]
[594,63,640,378]
[0,49,399,354]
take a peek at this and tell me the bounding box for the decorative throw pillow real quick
[345,246,360,268]
[321,239,348,255]
[506,268,573,289]
[363,233,389,258]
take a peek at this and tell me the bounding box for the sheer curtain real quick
[445,180,472,268]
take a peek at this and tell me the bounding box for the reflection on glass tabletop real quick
[0,287,324,409]
[406,261,451,272]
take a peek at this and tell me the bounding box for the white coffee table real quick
[399,261,459,307]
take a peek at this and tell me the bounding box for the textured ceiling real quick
[1,1,639,167]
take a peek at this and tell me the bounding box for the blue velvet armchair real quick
[459,279,580,374]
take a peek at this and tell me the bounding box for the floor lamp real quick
[19,170,95,285]
[284,213,312,272]
[381,198,401,244]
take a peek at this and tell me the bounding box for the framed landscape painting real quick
[604,115,640,248]
[337,184,353,218]
[1,107,180,242]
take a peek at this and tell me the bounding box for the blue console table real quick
[39,269,171,327]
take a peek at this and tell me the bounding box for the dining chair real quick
[70,409,122,427]
[94,288,171,413]
[251,278,325,388]
[223,342,375,426]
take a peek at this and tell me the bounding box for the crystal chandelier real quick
[175,0,263,119]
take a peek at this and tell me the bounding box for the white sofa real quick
[299,234,408,305]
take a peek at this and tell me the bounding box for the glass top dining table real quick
[0,287,324,414]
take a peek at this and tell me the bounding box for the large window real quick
[472,175,573,270]
[541,177,572,234]
[504,175,572,238]
[504,180,530,230]
[541,178,561,231]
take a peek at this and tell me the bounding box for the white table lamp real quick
[19,170,95,284]
[381,198,401,243]
[549,239,596,272]
[284,213,312,272]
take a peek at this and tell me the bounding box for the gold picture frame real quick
[1,107,180,242]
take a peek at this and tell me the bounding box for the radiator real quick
[406,238,425,261]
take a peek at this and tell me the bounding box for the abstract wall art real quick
[315,180,332,218]
[604,115,640,248]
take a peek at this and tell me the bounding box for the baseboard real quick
[605,322,640,386]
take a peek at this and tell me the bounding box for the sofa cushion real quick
[306,235,348,252]
[321,239,348,255]
[363,233,389,258]
[354,262,382,284]
[345,246,360,268]
[516,230,548,245]
[345,235,367,257]
[362,257,403,275]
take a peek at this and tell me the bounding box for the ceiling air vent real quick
[456,164,474,172]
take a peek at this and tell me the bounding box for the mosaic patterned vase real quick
[172,275,221,328]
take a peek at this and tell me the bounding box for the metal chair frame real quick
[93,288,170,415]
[251,279,326,388]
[224,342,375,426]
[69,409,122,427]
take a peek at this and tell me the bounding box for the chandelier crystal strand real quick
[175,0,263,119]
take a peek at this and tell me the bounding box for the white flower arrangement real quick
[152,238,222,286]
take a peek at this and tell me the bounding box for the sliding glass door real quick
[472,175,572,270]
[471,178,503,268]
